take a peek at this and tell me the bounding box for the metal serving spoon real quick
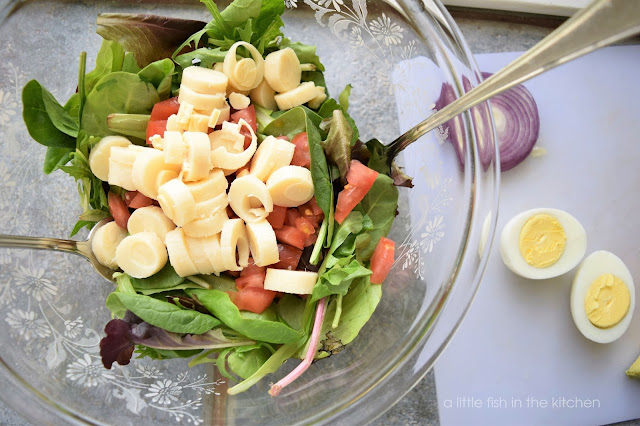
[386,0,640,161]
[0,0,638,282]
[0,219,116,282]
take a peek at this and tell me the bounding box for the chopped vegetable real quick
[481,72,540,171]
[370,237,395,284]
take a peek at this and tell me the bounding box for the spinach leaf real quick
[22,80,78,148]
[276,294,306,331]
[365,138,390,175]
[82,72,160,137]
[301,71,327,91]
[280,38,325,71]
[174,47,226,70]
[138,58,175,99]
[64,94,81,125]
[262,107,332,216]
[227,345,272,379]
[319,276,381,352]
[189,289,302,344]
[84,40,125,93]
[130,263,185,291]
[320,109,352,183]
[107,292,221,334]
[78,209,110,222]
[97,13,206,67]
[355,174,398,261]
[138,283,204,296]
[311,255,371,303]
[43,147,72,174]
[227,339,305,395]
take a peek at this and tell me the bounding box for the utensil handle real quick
[0,234,89,258]
[388,0,640,159]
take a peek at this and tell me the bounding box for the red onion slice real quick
[434,73,540,172]
[481,72,540,171]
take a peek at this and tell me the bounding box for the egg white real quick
[570,250,635,344]
[499,208,587,279]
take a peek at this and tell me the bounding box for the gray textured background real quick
[1,7,638,426]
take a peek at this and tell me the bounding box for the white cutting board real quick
[441,0,589,16]
[434,46,640,426]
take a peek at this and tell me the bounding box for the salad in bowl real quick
[21,0,400,396]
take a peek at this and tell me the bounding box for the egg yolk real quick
[584,274,630,328]
[518,214,566,268]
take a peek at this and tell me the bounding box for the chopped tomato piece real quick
[285,208,301,227]
[346,160,379,188]
[240,259,266,277]
[276,135,290,141]
[267,205,288,229]
[146,119,167,145]
[298,198,324,228]
[304,232,318,247]
[235,274,266,290]
[229,287,276,314]
[231,105,257,132]
[334,185,368,224]
[290,132,310,168]
[275,226,306,250]
[294,217,315,237]
[239,127,253,149]
[129,192,154,209]
[108,192,130,229]
[150,97,180,121]
[299,197,323,217]
[272,244,303,270]
[334,160,379,224]
[123,191,138,207]
[370,237,395,284]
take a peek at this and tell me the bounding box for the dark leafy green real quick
[108,292,221,334]
[82,72,160,137]
[96,13,206,67]
[276,295,307,331]
[130,264,185,291]
[319,277,381,355]
[227,339,305,395]
[189,289,303,344]
[355,174,398,261]
[227,345,273,379]
[22,80,78,149]
[43,147,72,174]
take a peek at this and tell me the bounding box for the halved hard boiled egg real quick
[500,208,587,279]
[570,250,635,343]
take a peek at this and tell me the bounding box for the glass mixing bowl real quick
[0,0,499,424]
